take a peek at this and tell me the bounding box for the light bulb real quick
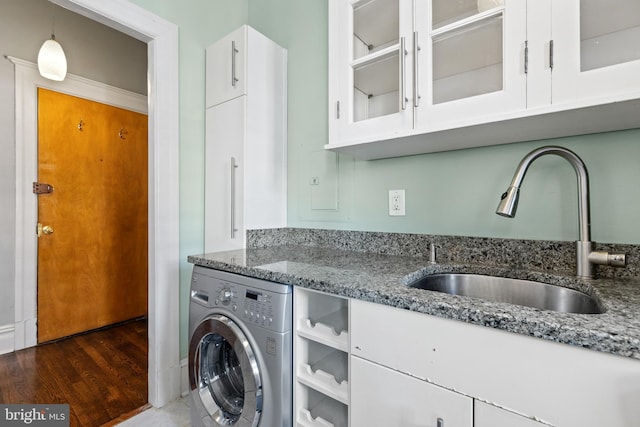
[38,36,67,81]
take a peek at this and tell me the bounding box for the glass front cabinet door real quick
[551,0,640,105]
[329,0,527,149]
[329,0,415,145]
[328,0,640,157]
[414,0,527,128]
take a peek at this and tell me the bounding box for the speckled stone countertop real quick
[188,243,640,361]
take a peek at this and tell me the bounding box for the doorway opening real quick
[13,0,180,408]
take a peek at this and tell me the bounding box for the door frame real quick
[12,0,180,408]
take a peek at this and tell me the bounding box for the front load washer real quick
[189,265,292,427]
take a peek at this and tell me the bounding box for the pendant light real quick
[38,6,67,81]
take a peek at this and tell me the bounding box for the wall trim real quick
[180,357,190,397]
[0,324,15,356]
[14,0,180,408]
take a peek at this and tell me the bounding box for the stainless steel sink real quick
[408,274,603,314]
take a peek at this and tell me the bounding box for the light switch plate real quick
[389,189,405,216]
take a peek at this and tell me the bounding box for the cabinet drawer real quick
[351,356,472,427]
[474,401,547,427]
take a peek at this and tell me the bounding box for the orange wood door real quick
[37,88,148,343]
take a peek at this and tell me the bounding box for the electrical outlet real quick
[389,189,406,216]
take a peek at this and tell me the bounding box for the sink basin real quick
[408,273,603,314]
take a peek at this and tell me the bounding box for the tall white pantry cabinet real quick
[204,26,287,252]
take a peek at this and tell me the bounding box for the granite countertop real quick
[188,245,640,360]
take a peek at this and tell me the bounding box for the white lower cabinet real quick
[294,288,350,427]
[351,356,472,427]
[293,294,640,426]
[474,401,546,427]
[350,298,640,427]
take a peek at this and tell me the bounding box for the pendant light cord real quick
[50,2,56,39]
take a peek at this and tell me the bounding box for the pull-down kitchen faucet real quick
[496,145,626,279]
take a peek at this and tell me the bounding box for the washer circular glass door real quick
[190,314,262,427]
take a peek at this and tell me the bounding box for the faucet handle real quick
[588,251,627,268]
[430,243,437,264]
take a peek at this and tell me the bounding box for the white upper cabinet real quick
[551,0,640,105]
[206,26,247,107]
[204,26,287,253]
[327,0,640,159]
[330,0,415,143]
[414,0,527,127]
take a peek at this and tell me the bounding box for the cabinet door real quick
[206,26,246,108]
[551,0,640,104]
[475,401,546,427]
[351,356,472,427]
[414,0,527,129]
[204,97,245,252]
[330,0,415,144]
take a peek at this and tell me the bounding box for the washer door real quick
[189,314,262,427]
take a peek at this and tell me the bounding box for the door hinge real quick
[524,40,529,74]
[33,182,54,194]
[549,39,554,70]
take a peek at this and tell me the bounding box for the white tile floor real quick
[116,396,191,427]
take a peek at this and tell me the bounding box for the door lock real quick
[33,182,54,194]
[37,223,54,238]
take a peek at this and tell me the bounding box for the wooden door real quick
[37,88,148,343]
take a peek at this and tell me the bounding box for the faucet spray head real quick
[496,186,519,218]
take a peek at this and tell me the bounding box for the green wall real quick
[249,0,640,245]
[129,0,640,357]
[129,0,248,358]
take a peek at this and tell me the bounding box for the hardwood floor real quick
[0,318,148,427]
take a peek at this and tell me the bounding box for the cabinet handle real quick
[413,31,420,108]
[230,156,239,238]
[524,40,529,74]
[437,418,444,427]
[549,39,554,70]
[231,41,239,87]
[400,36,407,110]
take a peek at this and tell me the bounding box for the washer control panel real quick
[242,288,276,328]
[191,267,292,333]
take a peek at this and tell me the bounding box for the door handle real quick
[413,31,420,108]
[230,157,239,239]
[37,223,54,238]
[400,36,407,111]
[231,40,239,87]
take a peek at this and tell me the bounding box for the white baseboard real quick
[180,357,189,397]
[0,324,15,355]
